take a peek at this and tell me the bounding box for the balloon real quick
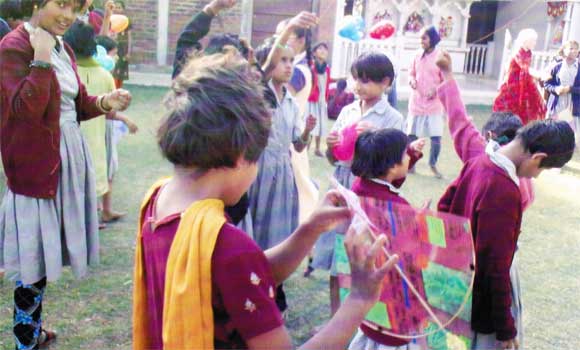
[369,20,396,40]
[338,15,365,42]
[110,14,129,33]
[332,123,358,161]
[93,45,116,71]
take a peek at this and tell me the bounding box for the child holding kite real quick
[132,50,399,350]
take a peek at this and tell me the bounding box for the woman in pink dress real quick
[493,29,546,125]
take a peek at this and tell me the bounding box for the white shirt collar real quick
[369,178,401,194]
[348,95,390,118]
[267,80,294,106]
[485,141,520,186]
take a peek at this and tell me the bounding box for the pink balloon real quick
[333,124,358,161]
[369,20,396,40]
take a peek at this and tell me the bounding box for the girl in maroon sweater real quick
[438,120,575,350]
[0,0,130,348]
[348,128,424,350]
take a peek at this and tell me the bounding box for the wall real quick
[128,0,158,64]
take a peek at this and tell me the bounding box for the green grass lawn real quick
[0,87,579,349]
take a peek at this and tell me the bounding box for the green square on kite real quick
[365,302,391,329]
[422,262,472,322]
[426,216,447,248]
[334,235,351,274]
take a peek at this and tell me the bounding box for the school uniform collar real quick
[369,178,401,193]
[347,95,390,118]
[267,80,294,106]
[485,140,520,186]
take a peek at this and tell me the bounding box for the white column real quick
[568,3,580,41]
[240,0,253,41]
[544,19,553,51]
[460,1,473,49]
[562,1,574,43]
[157,0,169,66]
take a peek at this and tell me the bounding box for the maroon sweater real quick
[438,154,522,341]
[0,25,103,198]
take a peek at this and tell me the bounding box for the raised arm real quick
[261,12,318,79]
[436,51,486,163]
[172,0,237,78]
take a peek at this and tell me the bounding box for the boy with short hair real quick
[438,116,575,349]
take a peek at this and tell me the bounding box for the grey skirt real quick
[0,121,99,284]
[406,114,444,138]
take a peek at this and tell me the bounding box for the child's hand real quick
[355,121,374,135]
[345,228,399,304]
[208,0,237,14]
[125,119,139,134]
[104,0,115,18]
[410,138,426,153]
[306,190,351,234]
[500,338,519,350]
[104,89,132,111]
[305,114,317,133]
[327,131,340,148]
[426,88,437,100]
[435,50,453,74]
[287,11,319,31]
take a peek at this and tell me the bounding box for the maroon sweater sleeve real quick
[0,39,55,122]
[475,189,520,341]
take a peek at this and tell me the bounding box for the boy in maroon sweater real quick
[438,117,575,349]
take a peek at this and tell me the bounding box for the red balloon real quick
[369,20,396,40]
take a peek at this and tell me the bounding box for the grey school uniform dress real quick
[0,29,99,285]
[312,95,405,271]
[307,72,328,138]
[246,83,307,250]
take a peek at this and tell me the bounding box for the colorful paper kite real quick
[332,180,475,350]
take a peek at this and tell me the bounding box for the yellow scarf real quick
[133,179,226,350]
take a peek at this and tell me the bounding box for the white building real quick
[330,0,580,81]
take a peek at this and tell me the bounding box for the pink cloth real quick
[408,48,444,116]
[437,79,535,210]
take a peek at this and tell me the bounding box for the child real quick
[313,51,404,317]
[348,128,424,350]
[246,43,316,250]
[407,25,445,178]
[132,50,399,350]
[544,40,580,144]
[111,0,130,88]
[64,21,115,219]
[307,42,332,157]
[95,34,139,223]
[244,40,316,311]
[437,118,575,350]
[493,28,546,125]
[328,79,355,120]
[436,51,534,210]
